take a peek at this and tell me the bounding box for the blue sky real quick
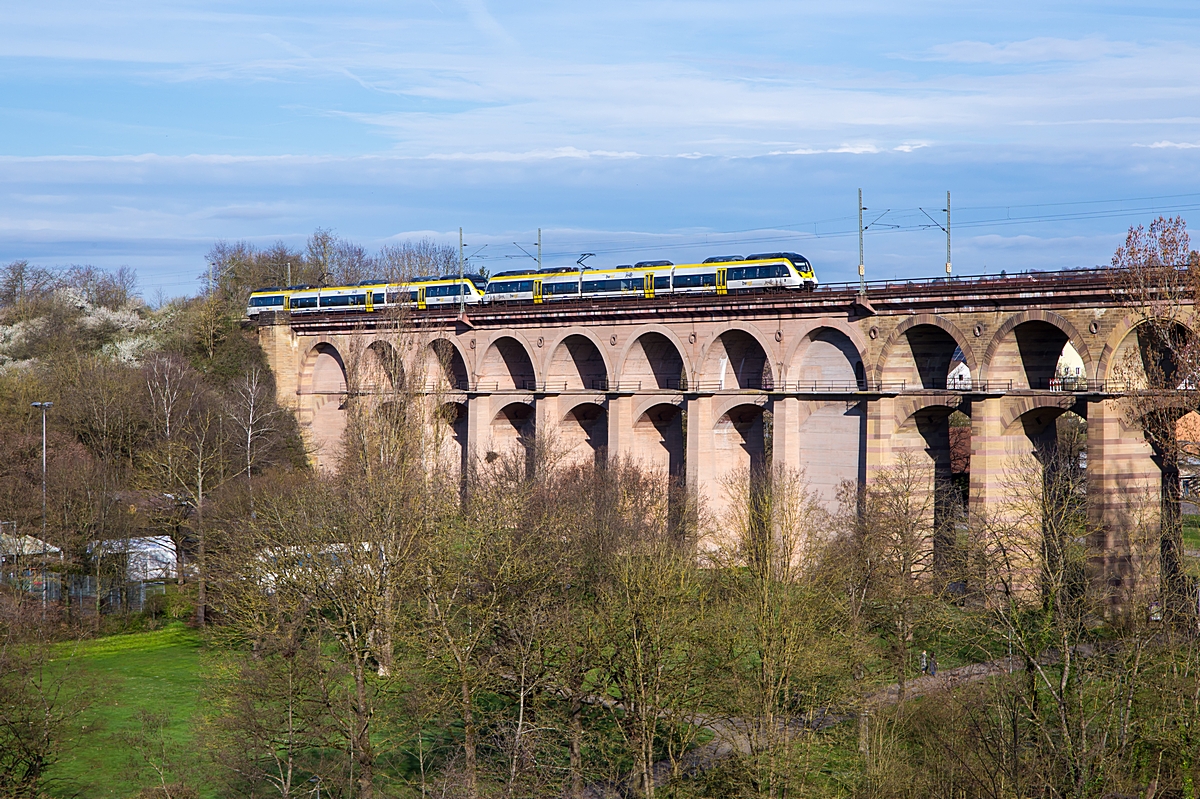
[2,1,1200,296]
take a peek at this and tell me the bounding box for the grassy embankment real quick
[48,623,206,799]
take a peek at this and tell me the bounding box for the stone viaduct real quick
[256,270,1179,603]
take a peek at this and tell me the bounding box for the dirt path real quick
[585,656,1024,796]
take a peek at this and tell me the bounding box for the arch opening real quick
[634,403,685,479]
[437,401,470,481]
[479,337,536,391]
[363,340,403,391]
[308,343,348,471]
[882,324,964,390]
[548,335,608,391]
[989,320,1073,390]
[715,404,769,476]
[560,402,608,467]
[429,339,469,390]
[893,404,966,582]
[623,332,687,390]
[793,327,864,388]
[491,402,536,476]
[706,330,772,390]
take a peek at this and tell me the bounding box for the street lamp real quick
[31,401,51,608]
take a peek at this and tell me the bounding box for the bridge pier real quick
[686,394,718,516]
[607,394,635,463]
[1087,399,1161,613]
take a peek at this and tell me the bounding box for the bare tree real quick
[1112,215,1200,620]
[225,366,283,500]
[841,455,937,702]
[717,467,851,796]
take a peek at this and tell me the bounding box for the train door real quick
[365,289,374,312]
[716,268,728,295]
[417,286,427,310]
[644,272,655,298]
[283,292,291,311]
[533,280,543,304]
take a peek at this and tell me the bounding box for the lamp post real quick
[31,401,52,607]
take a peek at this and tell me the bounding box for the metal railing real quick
[452,378,1146,395]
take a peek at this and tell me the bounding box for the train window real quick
[249,295,285,307]
[348,294,366,305]
[373,293,385,304]
[583,278,642,292]
[673,272,716,288]
[321,294,352,307]
[486,280,533,294]
[291,296,318,308]
[543,281,578,295]
[654,276,671,290]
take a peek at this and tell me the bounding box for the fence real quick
[0,570,166,614]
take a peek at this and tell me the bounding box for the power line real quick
[467,196,1200,263]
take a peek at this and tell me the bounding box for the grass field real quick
[1184,514,1200,551]
[47,623,206,799]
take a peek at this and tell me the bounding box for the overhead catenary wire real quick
[466,193,1200,264]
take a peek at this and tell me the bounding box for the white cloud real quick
[1135,141,1200,149]
[422,147,644,161]
[923,37,1132,64]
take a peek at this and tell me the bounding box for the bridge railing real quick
[450,377,1140,395]
[815,266,1113,295]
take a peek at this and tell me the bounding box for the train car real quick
[246,275,487,317]
[481,253,816,304]
[245,253,816,315]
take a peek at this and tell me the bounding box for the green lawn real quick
[47,623,206,799]
[1184,514,1200,551]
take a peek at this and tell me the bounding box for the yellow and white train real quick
[244,252,817,317]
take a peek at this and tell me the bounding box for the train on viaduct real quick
[254,269,1182,607]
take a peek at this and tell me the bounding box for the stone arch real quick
[982,310,1093,385]
[982,312,1092,390]
[1098,315,1199,387]
[714,402,769,476]
[303,342,348,471]
[546,332,610,391]
[787,326,865,389]
[559,399,608,466]
[633,402,685,478]
[633,394,684,424]
[713,393,769,425]
[999,395,1081,436]
[428,337,469,390]
[478,335,537,391]
[437,401,469,478]
[698,326,775,390]
[875,315,976,390]
[359,339,403,391]
[490,401,536,472]
[619,330,689,390]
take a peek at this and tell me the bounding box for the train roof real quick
[745,252,809,263]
